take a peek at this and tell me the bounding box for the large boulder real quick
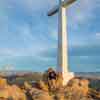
[0,78,9,99]
[37,80,48,91]
[8,85,26,100]
[0,90,9,99]
[55,93,65,100]
[0,84,26,100]
[29,88,52,100]
[54,88,65,100]
[0,78,7,89]
[24,81,32,90]
[64,78,90,100]
[56,73,63,89]
[79,79,89,96]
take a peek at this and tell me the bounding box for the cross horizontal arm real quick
[47,0,77,16]
[62,0,77,7]
[47,5,59,16]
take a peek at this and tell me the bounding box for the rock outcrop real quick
[29,88,52,100]
[0,78,26,100]
[0,70,99,100]
[63,78,90,100]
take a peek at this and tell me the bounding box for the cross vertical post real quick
[57,0,69,83]
[47,0,77,85]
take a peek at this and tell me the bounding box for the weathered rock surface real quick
[0,71,99,100]
[0,77,7,88]
[0,78,26,100]
[67,78,89,96]
[29,88,52,100]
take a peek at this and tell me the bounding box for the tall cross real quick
[47,0,77,85]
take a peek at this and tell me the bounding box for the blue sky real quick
[0,0,100,72]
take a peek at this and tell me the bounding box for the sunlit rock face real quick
[0,77,7,88]
[0,78,26,100]
[0,72,99,100]
[62,78,90,100]
[8,85,27,100]
[29,88,52,100]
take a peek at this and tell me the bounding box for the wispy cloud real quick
[96,33,100,39]
[0,0,100,71]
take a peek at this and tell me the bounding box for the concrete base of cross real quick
[62,72,75,86]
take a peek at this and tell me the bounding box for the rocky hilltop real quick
[0,71,99,100]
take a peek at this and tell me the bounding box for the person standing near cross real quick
[47,0,77,85]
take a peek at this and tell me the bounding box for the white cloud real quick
[96,33,100,36]
[96,33,100,39]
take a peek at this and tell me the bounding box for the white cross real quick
[47,0,77,85]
